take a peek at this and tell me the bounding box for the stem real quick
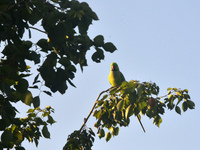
[29,26,47,34]
[79,88,111,131]
[137,115,146,132]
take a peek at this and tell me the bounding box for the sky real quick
[12,0,200,150]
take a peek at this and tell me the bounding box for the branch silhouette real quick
[79,87,112,131]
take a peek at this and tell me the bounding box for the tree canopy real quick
[0,0,195,150]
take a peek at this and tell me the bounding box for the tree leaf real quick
[93,35,104,46]
[47,115,56,125]
[15,146,26,150]
[43,91,52,96]
[42,125,50,138]
[125,104,134,120]
[30,51,40,64]
[16,79,29,93]
[117,99,124,111]
[98,129,105,139]
[175,106,181,115]
[21,91,33,106]
[33,96,40,108]
[103,42,117,53]
[105,132,111,142]
[1,129,13,147]
[187,100,195,109]
[182,101,188,112]
[153,115,162,127]
[93,110,101,118]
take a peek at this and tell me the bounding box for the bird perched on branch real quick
[108,62,146,132]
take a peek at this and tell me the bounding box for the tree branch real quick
[79,88,112,131]
[29,26,47,34]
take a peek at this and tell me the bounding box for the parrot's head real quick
[110,62,119,71]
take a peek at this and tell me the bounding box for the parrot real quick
[108,62,125,87]
[108,62,146,132]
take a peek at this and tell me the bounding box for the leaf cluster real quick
[92,81,195,141]
[0,106,55,149]
[63,128,95,150]
[0,0,117,149]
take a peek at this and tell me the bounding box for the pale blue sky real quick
[18,0,200,149]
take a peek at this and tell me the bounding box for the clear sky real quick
[19,0,200,149]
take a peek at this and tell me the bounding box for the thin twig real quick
[137,115,146,132]
[29,26,47,34]
[79,88,111,131]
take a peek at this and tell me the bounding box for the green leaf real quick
[47,115,56,125]
[93,35,104,46]
[98,129,105,138]
[33,74,40,84]
[117,99,124,111]
[2,80,12,98]
[111,127,119,136]
[153,115,162,127]
[137,84,143,96]
[105,132,112,142]
[168,94,173,100]
[182,101,188,112]
[184,89,189,93]
[43,91,52,96]
[37,39,49,52]
[27,108,34,113]
[175,106,181,115]
[92,48,105,63]
[1,129,13,147]
[30,51,40,64]
[103,42,117,53]
[21,91,33,106]
[67,79,76,88]
[187,100,195,109]
[167,87,171,91]
[125,104,134,119]
[33,96,40,108]
[15,146,25,150]
[93,110,101,118]
[16,79,29,93]
[42,125,50,138]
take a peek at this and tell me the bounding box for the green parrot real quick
[108,62,146,132]
[108,62,126,87]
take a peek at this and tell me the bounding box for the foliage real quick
[63,128,95,150]
[63,80,195,149]
[0,0,195,150]
[0,0,116,149]
[93,81,195,141]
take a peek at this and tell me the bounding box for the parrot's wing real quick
[120,71,125,82]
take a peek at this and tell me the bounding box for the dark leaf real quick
[42,125,50,138]
[43,91,52,96]
[175,106,181,115]
[103,42,117,53]
[30,51,40,64]
[33,96,40,108]
[187,100,195,109]
[33,74,40,84]
[182,101,188,112]
[47,115,56,125]
[16,79,29,93]
[105,132,111,142]
[93,35,104,46]
[21,91,33,106]
[15,146,25,150]
[67,79,76,88]
[1,129,13,147]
